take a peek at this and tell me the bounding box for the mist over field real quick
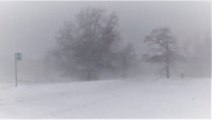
[0,1,210,119]
[0,1,210,81]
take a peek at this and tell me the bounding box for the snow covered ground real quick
[0,78,210,119]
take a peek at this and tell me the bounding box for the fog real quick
[0,1,210,82]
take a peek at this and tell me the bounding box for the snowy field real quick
[0,78,210,119]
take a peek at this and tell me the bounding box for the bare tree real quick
[144,27,184,78]
[116,43,137,78]
[54,8,129,80]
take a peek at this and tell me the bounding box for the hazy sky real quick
[0,1,210,60]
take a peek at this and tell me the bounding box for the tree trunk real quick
[86,69,99,80]
[122,67,128,78]
[166,64,170,78]
[87,70,92,80]
[166,44,170,79]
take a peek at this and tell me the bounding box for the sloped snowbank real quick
[0,78,210,118]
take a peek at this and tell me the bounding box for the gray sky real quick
[0,1,210,59]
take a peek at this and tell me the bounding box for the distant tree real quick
[116,43,137,78]
[53,8,135,80]
[144,27,185,78]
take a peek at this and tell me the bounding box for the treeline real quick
[45,7,209,80]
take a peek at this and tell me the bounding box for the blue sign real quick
[15,53,22,61]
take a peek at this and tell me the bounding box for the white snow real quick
[0,78,210,119]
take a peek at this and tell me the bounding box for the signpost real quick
[15,52,22,87]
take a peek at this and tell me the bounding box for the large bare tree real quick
[54,8,134,80]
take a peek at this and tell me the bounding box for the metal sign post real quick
[15,52,22,87]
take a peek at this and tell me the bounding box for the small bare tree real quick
[144,27,184,78]
[116,43,137,78]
